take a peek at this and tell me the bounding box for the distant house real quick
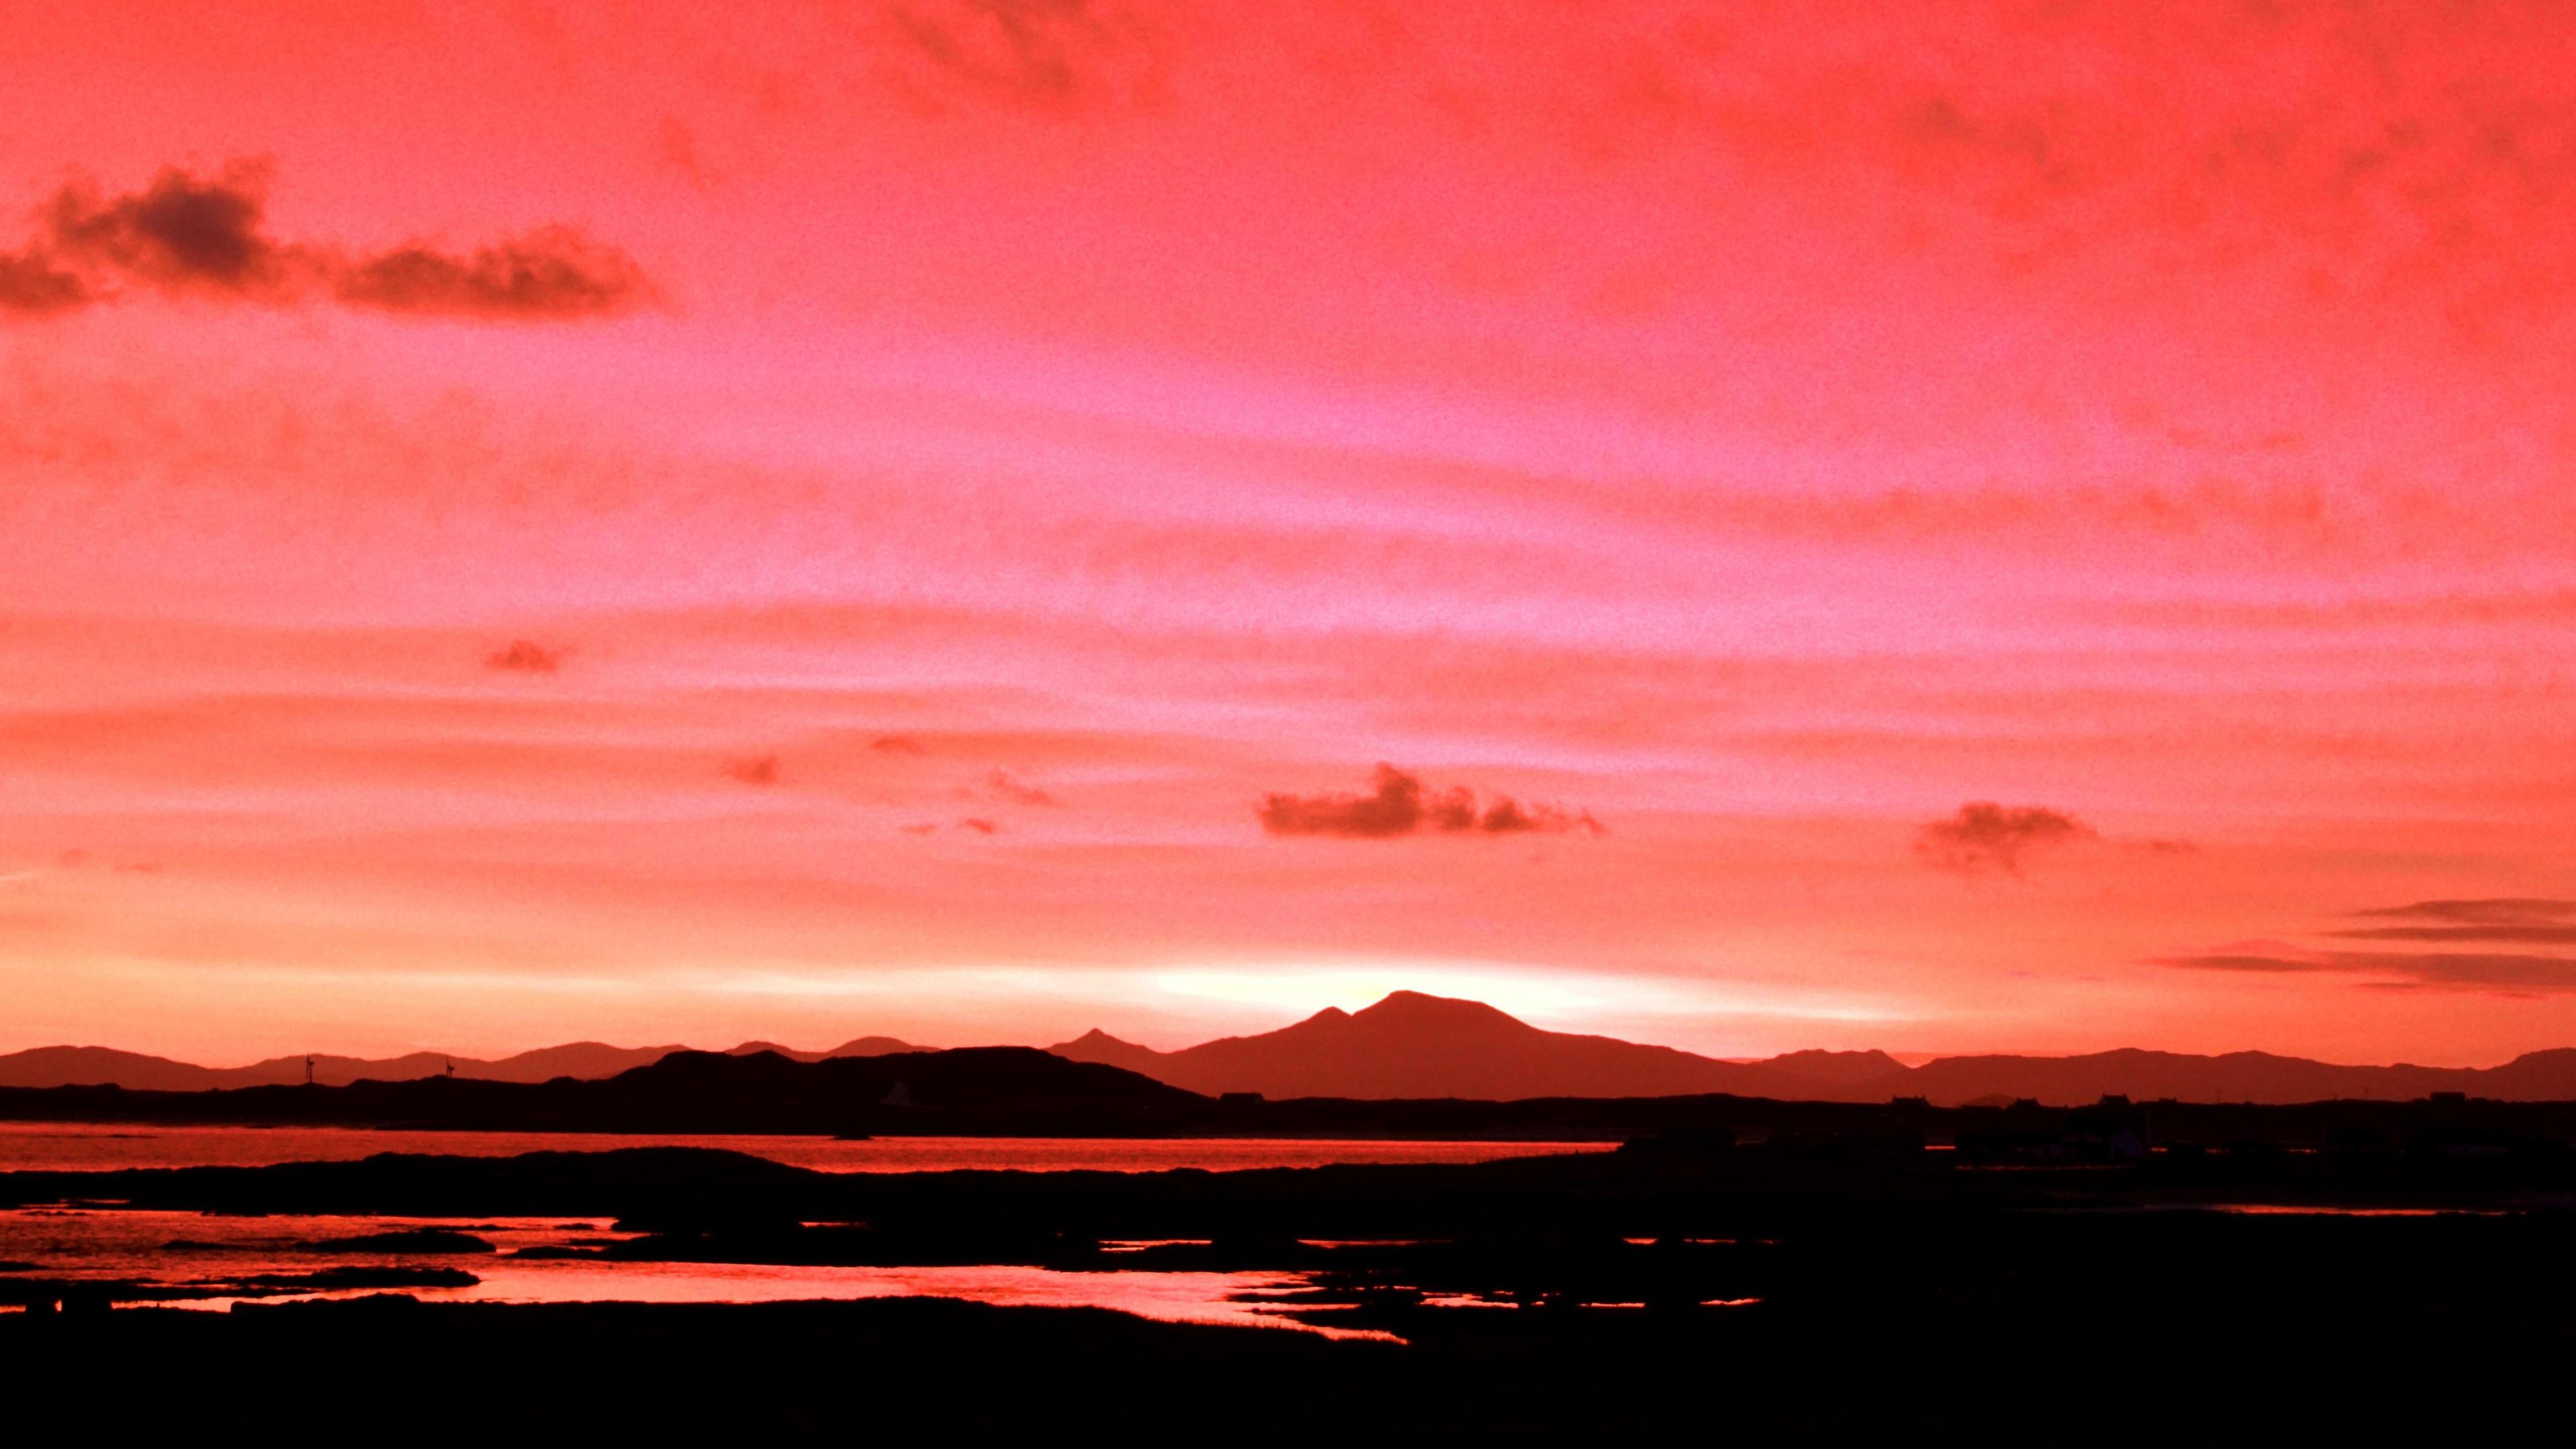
[1957,1095,2151,1163]
[2061,1095,2151,1161]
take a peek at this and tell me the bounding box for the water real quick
[0,1124,1615,1174]
[0,1206,1389,1338]
[0,1126,1615,1335]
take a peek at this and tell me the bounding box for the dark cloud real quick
[871,735,930,755]
[899,822,941,836]
[958,817,1000,835]
[1257,764,1603,840]
[333,227,647,319]
[1914,802,2097,876]
[0,250,88,314]
[2163,949,2576,995]
[724,755,781,786]
[485,640,564,674]
[985,769,1061,807]
[43,163,299,297]
[5,164,646,323]
[2352,898,2576,926]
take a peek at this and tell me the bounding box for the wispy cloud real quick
[2164,898,2576,994]
[883,0,1164,111]
[984,769,1061,807]
[1257,764,1603,840]
[2329,899,2576,946]
[2351,898,2576,926]
[2162,949,2576,995]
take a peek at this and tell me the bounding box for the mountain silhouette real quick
[22,996,2576,1105]
[1052,993,2576,1104]
[1051,991,1902,1100]
[1892,1046,2576,1106]
[0,1049,1207,1135]
[0,1035,924,1091]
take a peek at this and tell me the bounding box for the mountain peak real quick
[1350,991,1532,1030]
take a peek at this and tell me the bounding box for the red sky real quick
[4,1,2575,1066]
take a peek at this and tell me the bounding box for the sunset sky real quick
[5,1,2575,1067]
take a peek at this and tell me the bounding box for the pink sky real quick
[3,2,2575,1065]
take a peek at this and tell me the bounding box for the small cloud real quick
[985,769,1061,807]
[724,755,780,787]
[958,817,1000,835]
[486,640,564,674]
[899,822,940,837]
[1257,764,1603,840]
[333,227,647,319]
[44,162,299,298]
[1914,802,2097,877]
[4,162,648,324]
[871,735,929,755]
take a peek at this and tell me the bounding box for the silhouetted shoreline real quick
[16,1113,2576,1438]
[15,1047,2576,1147]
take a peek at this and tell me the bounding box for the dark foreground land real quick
[11,1120,2576,1439]
[9,1278,2560,1441]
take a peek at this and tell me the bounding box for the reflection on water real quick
[0,1124,1613,1175]
[0,1208,1394,1339]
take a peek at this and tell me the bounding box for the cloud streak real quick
[1258,764,1602,840]
[2166,900,2576,994]
[2162,949,2576,996]
[3,164,647,322]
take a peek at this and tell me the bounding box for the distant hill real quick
[1050,991,1904,1101]
[20,997,2576,1107]
[0,1049,1206,1134]
[1890,1046,2576,1106]
[0,1036,925,1091]
[1051,993,2576,1106]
